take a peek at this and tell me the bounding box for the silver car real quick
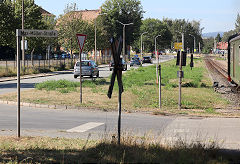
[74,60,99,78]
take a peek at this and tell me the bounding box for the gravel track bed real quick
[205,56,240,115]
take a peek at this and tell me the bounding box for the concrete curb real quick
[0,70,73,83]
[0,99,81,110]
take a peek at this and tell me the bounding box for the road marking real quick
[66,122,104,133]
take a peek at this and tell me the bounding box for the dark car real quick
[130,57,141,67]
[109,58,127,71]
[142,56,152,64]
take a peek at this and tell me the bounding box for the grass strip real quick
[0,136,239,163]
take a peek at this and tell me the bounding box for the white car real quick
[74,60,99,78]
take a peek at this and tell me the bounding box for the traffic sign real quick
[76,34,87,54]
[16,29,58,37]
[174,42,182,50]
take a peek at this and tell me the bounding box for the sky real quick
[35,0,240,33]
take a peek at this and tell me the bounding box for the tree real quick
[235,13,240,32]
[216,33,222,42]
[57,11,95,53]
[100,0,144,49]
[163,18,203,53]
[133,18,172,53]
[0,1,17,47]
[202,38,214,54]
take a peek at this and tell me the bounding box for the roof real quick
[217,42,228,50]
[39,7,55,17]
[62,9,101,23]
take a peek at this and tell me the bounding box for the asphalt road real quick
[1,55,240,149]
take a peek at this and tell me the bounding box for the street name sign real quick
[16,29,58,37]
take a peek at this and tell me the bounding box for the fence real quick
[0,58,77,76]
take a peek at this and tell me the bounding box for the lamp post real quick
[117,20,133,61]
[155,34,161,108]
[189,34,195,53]
[94,13,107,63]
[140,32,148,59]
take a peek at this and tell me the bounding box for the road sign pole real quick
[79,50,82,104]
[17,35,21,138]
[117,70,122,145]
[159,65,162,109]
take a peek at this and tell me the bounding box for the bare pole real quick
[94,19,97,63]
[178,32,184,110]
[22,0,25,72]
[79,50,82,103]
[17,33,21,138]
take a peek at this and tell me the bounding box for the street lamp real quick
[140,32,148,59]
[94,13,107,63]
[117,20,133,61]
[189,34,196,53]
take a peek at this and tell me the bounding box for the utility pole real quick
[22,0,25,71]
[199,42,201,54]
[117,20,133,61]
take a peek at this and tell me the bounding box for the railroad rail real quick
[204,56,228,80]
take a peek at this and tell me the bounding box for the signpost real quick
[16,29,58,138]
[76,34,87,104]
[107,37,123,145]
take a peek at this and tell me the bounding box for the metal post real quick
[178,33,184,110]
[17,35,21,138]
[194,37,196,54]
[123,25,126,60]
[159,65,162,108]
[155,35,161,84]
[94,19,97,63]
[199,42,201,54]
[22,0,25,71]
[79,51,82,103]
[118,77,122,145]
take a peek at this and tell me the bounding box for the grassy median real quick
[0,58,231,116]
[0,136,239,163]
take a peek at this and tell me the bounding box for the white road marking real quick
[66,122,104,133]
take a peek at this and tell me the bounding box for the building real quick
[216,42,228,54]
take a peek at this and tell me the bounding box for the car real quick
[74,60,99,78]
[142,56,152,64]
[130,57,141,67]
[109,58,127,71]
[61,53,71,59]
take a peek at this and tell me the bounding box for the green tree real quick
[0,1,17,47]
[235,13,240,32]
[215,33,221,42]
[101,0,144,49]
[202,38,214,54]
[57,12,95,53]
[133,18,172,53]
[163,18,203,52]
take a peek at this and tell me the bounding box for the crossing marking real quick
[66,122,104,133]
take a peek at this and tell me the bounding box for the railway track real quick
[204,56,228,80]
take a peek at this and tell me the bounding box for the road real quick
[1,55,240,149]
[1,103,240,149]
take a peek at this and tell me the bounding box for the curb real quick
[0,70,72,83]
[0,99,81,110]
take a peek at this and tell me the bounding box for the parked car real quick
[130,57,141,67]
[61,53,70,59]
[74,60,99,78]
[109,58,127,71]
[142,56,152,64]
